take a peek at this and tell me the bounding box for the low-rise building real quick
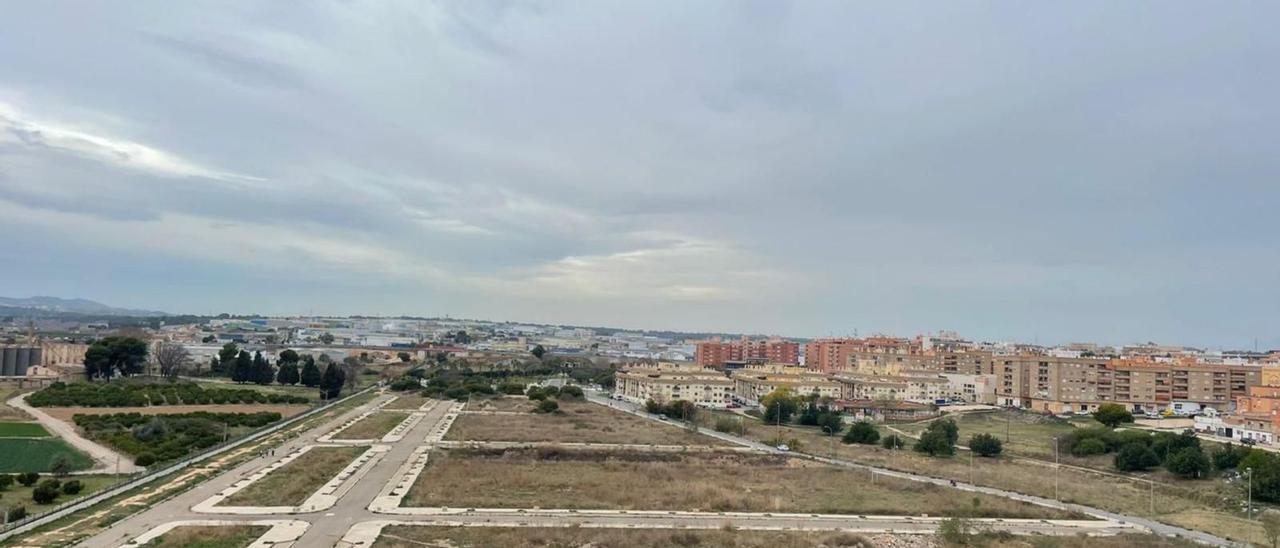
[614,362,734,408]
[731,369,841,407]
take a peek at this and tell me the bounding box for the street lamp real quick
[1052,436,1060,500]
[1247,467,1254,520]
[823,425,836,459]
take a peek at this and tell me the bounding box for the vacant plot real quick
[901,411,1077,458]
[465,397,537,412]
[374,526,887,548]
[383,393,430,410]
[0,386,32,420]
[40,403,309,424]
[140,525,269,548]
[333,411,408,440]
[221,445,367,507]
[0,438,94,473]
[405,447,1071,518]
[445,401,729,445]
[0,421,50,437]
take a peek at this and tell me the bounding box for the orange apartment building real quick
[694,337,800,367]
[804,337,919,372]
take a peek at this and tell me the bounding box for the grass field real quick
[0,386,32,420]
[445,401,729,445]
[220,445,367,507]
[140,525,269,548]
[898,411,1078,459]
[404,447,1072,518]
[3,474,125,510]
[0,421,50,437]
[0,438,95,473]
[333,411,408,440]
[372,527,1197,548]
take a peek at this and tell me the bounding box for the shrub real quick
[31,481,60,504]
[16,473,39,487]
[714,416,748,436]
[61,480,83,495]
[499,382,526,395]
[534,399,560,414]
[644,399,661,414]
[1213,443,1249,470]
[5,506,26,522]
[881,433,906,450]
[842,421,880,445]
[558,385,584,400]
[0,474,12,490]
[1071,437,1107,457]
[388,377,421,391]
[135,453,157,467]
[1114,442,1159,471]
[969,433,1003,457]
[49,455,73,477]
[527,387,547,401]
[1166,446,1210,479]
[1093,403,1134,428]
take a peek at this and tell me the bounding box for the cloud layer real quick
[1,1,1277,348]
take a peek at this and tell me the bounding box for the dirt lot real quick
[384,393,431,410]
[374,527,905,548]
[465,397,537,412]
[40,403,311,423]
[445,400,729,445]
[405,447,1073,518]
[222,445,367,507]
[333,411,409,440]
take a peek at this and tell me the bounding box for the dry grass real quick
[373,526,884,548]
[900,411,1078,459]
[404,447,1072,518]
[141,525,269,548]
[445,400,728,445]
[384,393,430,410]
[333,411,409,440]
[465,397,537,412]
[982,533,1201,548]
[221,445,367,506]
[0,386,32,420]
[722,415,1264,541]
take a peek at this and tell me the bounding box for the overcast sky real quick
[1,2,1277,348]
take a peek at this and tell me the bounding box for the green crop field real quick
[0,421,51,437]
[0,439,95,473]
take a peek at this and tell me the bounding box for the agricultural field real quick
[27,382,309,408]
[332,411,408,440]
[220,445,367,507]
[445,400,729,445]
[0,438,94,473]
[404,447,1071,518]
[0,421,50,437]
[138,525,269,548]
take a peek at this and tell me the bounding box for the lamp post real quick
[823,425,836,459]
[1052,436,1060,500]
[1247,467,1254,520]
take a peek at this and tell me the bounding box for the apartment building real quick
[804,337,918,372]
[938,351,996,375]
[614,362,734,408]
[833,373,948,403]
[695,337,800,366]
[998,355,1261,414]
[731,369,841,407]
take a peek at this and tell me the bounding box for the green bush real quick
[388,377,421,391]
[134,453,156,467]
[0,474,12,490]
[1114,442,1160,471]
[969,433,1003,457]
[842,421,880,445]
[499,382,526,395]
[32,480,60,504]
[61,480,83,495]
[558,385,584,400]
[27,382,307,407]
[534,399,560,414]
[1071,437,1107,457]
[16,473,39,487]
[881,433,906,450]
[714,416,748,436]
[1166,446,1210,479]
[5,505,26,521]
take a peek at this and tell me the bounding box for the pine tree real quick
[320,362,345,400]
[277,362,300,385]
[300,356,322,387]
[231,350,252,383]
[251,351,274,385]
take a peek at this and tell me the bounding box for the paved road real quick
[64,391,1219,547]
[8,392,143,474]
[587,392,1240,547]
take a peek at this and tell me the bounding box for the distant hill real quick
[0,296,167,317]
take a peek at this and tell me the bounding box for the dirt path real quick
[7,392,143,474]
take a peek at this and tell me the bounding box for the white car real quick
[776,444,790,452]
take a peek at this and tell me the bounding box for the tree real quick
[762,388,800,424]
[4,506,25,522]
[1166,446,1210,479]
[816,411,843,436]
[0,474,13,490]
[934,418,960,446]
[251,351,274,385]
[1262,511,1280,548]
[644,399,661,414]
[16,473,39,487]
[882,433,906,450]
[277,349,301,368]
[300,356,322,387]
[969,433,1003,457]
[320,362,345,400]
[201,335,217,343]
[61,480,83,495]
[453,330,472,344]
[207,356,220,377]
[341,358,362,392]
[843,421,880,445]
[134,453,156,467]
[31,481,59,504]
[49,455,73,477]
[318,332,335,344]
[531,345,546,360]
[1093,403,1134,428]
[83,337,149,379]
[1071,437,1107,457]
[153,342,190,379]
[397,352,412,363]
[914,429,956,457]
[1114,442,1160,472]
[276,362,300,385]
[1212,443,1249,470]
[1152,430,1200,465]
[1242,450,1280,503]
[230,350,252,383]
[558,385,584,400]
[216,343,239,376]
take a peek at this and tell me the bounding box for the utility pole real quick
[1053,436,1060,500]
[969,448,974,485]
[1150,477,1155,514]
[1247,467,1254,519]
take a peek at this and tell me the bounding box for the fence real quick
[0,384,377,541]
